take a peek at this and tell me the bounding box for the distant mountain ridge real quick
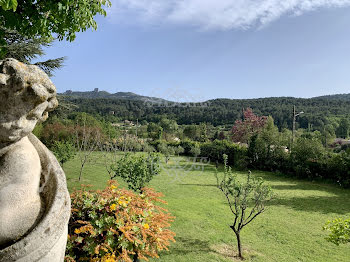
[59,89,169,103]
[314,93,350,101]
[59,89,350,102]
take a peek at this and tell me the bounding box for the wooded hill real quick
[57,91,350,130]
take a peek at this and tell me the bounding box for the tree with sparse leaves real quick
[215,154,273,259]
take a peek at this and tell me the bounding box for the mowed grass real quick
[63,153,350,262]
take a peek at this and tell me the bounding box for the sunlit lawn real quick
[64,153,350,261]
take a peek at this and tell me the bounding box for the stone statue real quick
[0,59,70,261]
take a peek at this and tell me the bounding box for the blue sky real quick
[43,0,350,101]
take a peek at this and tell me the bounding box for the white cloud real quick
[109,0,350,30]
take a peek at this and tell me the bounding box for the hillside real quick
[314,93,350,101]
[60,89,169,103]
[56,91,350,130]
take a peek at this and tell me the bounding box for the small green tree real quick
[51,141,75,167]
[157,143,174,164]
[215,155,273,259]
[190,143,201,157]
[323,218,350,245]
[111,153,161,193]
[174,145,185,156]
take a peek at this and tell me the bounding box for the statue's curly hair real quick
[0,58,58,122]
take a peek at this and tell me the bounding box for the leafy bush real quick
[200,140,247,168]
[323,218,350,245]
[111,153,161,192]
[51,141,76,167]
[66,182,176,261]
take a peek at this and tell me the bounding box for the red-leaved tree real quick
[232,108,267,143]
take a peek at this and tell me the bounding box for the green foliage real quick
[147,123,163,140]
[1,29,66,76]
[52,141,76,167]
[0,0,111,42]
[59,95,350,134]
[0,0,17,11]
[336,118,350,139]
[157,143,175,163]
[200,140,247,168]
[324,218,350,245]
[215,154,273,259]
[174,145,184,156]
[189,143,201,157]
[111,153,161,193]
[66,182,175,261]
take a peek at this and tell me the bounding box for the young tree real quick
[51,141,76,167]
[157,143,175,164]
[232,108,267,143]
[75,116,102,181]
[99,140,119,179]
[190,143,201,157]
[215,155,273,259]
[324,218,350,245]
[174,145,185,156]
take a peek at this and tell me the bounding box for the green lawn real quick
[64,153,350,261]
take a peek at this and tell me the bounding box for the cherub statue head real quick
[0,58,58,145]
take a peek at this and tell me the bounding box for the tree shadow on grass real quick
[157,237,212,258]
[251,172,350,215]
[160,237,258,261]
[267,195,350,215]
[179,183,217,187]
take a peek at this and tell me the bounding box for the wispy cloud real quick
[109,0,350,30]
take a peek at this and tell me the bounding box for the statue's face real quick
[0,101,48,143]
[0,59,57,145]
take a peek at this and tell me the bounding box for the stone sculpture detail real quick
[0,58,70,261]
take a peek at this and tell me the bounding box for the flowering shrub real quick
[65,181,175,261]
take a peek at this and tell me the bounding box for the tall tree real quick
[2,29,66,76]
[336,118,350,139]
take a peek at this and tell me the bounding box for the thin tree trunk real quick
[79,163,85,181]
[235,231,243,259]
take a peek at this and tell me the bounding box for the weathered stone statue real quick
[0,59,70,261]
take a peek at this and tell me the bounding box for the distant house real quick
[332,138,350,147]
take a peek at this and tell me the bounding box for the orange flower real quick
[110,204,117,211]
[143,224,150,230]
